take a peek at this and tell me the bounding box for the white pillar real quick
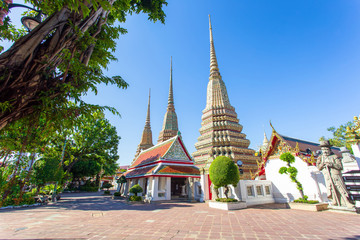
[165,177,171,200]
[200,174,205,202]
[123,179,130,196]
[151,177,159,201]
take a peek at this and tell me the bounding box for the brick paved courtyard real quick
[0,192,359,240]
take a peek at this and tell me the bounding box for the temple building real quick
[192,16,259,200]
[124,59,201,201]
[254,123,341,203]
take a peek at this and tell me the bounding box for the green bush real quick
[21,193,35,205]
[209,156,240,198]
[104,190,111,195]
[129,184,143,195]
[129,195,142,201]
[215,198,238,202]
[294,195,319,204]
[102,183,113,190]
[79,186,98,192]
[113,192,121,197]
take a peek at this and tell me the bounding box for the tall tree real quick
[320,120,355,151]
[0,0,167,130]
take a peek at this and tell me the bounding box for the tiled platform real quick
[0,192,359,240]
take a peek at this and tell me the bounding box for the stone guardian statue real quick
[316,140,354,208]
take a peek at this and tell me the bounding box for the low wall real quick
[215,180,275,206]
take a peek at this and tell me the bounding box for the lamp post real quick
[1,2,43,31]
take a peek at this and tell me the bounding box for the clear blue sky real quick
[3,1,360,166]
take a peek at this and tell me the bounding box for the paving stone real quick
[1,192,359,239]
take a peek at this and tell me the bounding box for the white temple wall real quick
[265,157,328,203]
[350,144,360,169]
[352,144,360,159]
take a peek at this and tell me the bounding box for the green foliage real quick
[320,121,355,152]
[32,158,63,187]
[129,195,142,201]
[71,159,101,179]
[279,167,288,174]
[79,186,98,192]
[279,152,304,197]
[102,183,113,190]
[104,190,111,195]
[280,152,295,166]
[0,0,167,131]
[117,175,127,184]
[77,181,97,192]
[215,198,238,202]
[294,195,319,204]
[39,184,63,195]
[113,192,121,196]
[129,184,143,195]
[209,156,240,189]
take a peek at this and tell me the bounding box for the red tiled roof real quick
[124,165,156,178]
[155,165,200,176]
[131,139,175,168]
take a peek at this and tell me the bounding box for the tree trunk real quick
[0,2,112,130]
[224,186,229,199]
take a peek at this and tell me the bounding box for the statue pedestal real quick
[328,205,357,213]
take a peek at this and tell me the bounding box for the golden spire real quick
[158,57,179,143]
[145,89,151,127]
[209,14,220,78]
[167,56,174,109]
[134,89,154,160]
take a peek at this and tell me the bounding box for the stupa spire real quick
[134,89,153,160]
[145,89,151,127]
[209,14,220,77]
[192,16,259,181]
[158,57,178,143]
[167,56,174,108]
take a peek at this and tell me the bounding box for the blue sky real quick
[3,1,360,166]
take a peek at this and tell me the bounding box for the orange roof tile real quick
[156,165,200,176]
[131,139,175,168]
[124,165,156,178]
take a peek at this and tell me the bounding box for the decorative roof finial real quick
[209,14,220,78]
[145,88,151,127]
[168,56,174,106]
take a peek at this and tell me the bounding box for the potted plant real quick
[102,183,112,195]
[208,156,246,210]
[128,184,143,202]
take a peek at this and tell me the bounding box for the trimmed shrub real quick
[209,156,240,198]
[294,195,319,204]
[113,192,121,197]
[129,196,142,201]
[104,190,111,195]
[79,186,98,192]
[102,183,113,190]
[129,184,143,195]
[215,198,238,202]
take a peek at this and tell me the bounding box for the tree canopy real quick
[0,0,167,130]
[209,156,240,198]
[320,120,355,152]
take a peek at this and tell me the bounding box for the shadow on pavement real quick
[249,203,289,210]
[1,191,198,212]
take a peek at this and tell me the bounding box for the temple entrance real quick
[171,177,187,199]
